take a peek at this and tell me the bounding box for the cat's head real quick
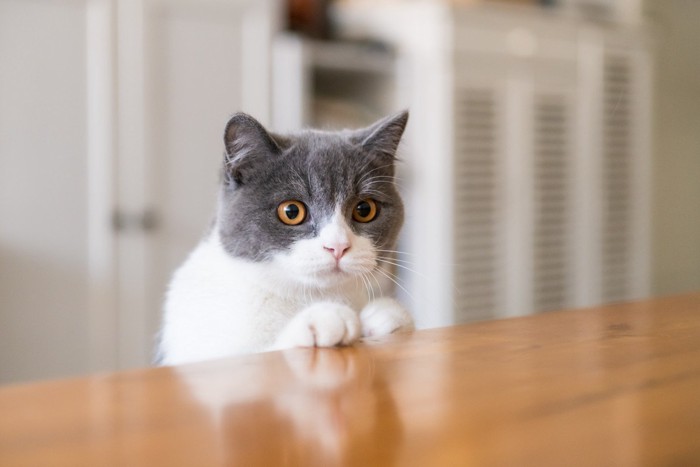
[216,111,408,288]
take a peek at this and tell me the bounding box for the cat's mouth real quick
[318,262,350,277]
[308,259,374,285]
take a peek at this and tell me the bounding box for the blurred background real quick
[1,0,698,385]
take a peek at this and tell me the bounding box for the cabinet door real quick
[0,0,116,383]
[114,0,279,368]
[451,21,580,322]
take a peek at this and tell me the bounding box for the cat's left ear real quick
[353,110,409,159]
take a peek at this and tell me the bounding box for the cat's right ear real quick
[223,113,281,185]
[351,110,409,162]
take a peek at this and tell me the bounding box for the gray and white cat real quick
[157,111,414,365]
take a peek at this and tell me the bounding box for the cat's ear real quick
[353,110,409,159]
[223,113,282,185]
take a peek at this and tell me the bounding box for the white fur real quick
[158,213,414,365]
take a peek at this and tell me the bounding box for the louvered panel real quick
[601,54,632,302]
[453,87,502,322]
[532,94,572,312]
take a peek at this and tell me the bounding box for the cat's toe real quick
[275,302,360,349]
[360,297,414,337]
[310,304,360,346]
[361,311,398,337]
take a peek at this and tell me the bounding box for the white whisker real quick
[367,269,384,298]
[376,255,416,265]
[376,249,466,267]
[375,248,415,255]
[376,258,431,280]
[359,271,373,303]
[357,164,395,185]
[374,266,416,304]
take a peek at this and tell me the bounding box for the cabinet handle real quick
[112,209,160,233]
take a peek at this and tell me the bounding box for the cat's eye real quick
[352,199,378,223]
[277,200,307,225]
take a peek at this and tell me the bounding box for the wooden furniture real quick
[1,293,699,465]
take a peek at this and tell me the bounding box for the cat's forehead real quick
[281,132,359,178]
[286,131,354,159]
[279,133,357,205]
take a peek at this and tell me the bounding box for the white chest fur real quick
[158,231,378,365]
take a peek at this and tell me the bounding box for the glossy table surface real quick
[2,293,700,466]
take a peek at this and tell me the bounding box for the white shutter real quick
[453,87,504,322]
[532,93,573,312]
[600,53,633,302]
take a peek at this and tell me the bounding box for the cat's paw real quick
[274,302,361,350]
[360,297,414,337]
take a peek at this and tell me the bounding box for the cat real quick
[156,111,414,365]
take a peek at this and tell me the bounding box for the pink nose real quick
[324,242,350,260]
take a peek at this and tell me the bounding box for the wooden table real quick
[1,294,700,466]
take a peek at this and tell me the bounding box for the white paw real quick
[274,302,361,350]
[360,297,414,337]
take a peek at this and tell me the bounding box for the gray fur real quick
[218,111,408,261]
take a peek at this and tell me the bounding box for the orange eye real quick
[277,200,307,225]
[352,199,378,223]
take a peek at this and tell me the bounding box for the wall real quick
[648,0,700,295]
[0,1,92,383]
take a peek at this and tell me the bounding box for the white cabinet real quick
[333,4,652,328]
[0,0,280,383]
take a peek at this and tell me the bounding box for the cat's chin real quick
[294,270,356,289]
